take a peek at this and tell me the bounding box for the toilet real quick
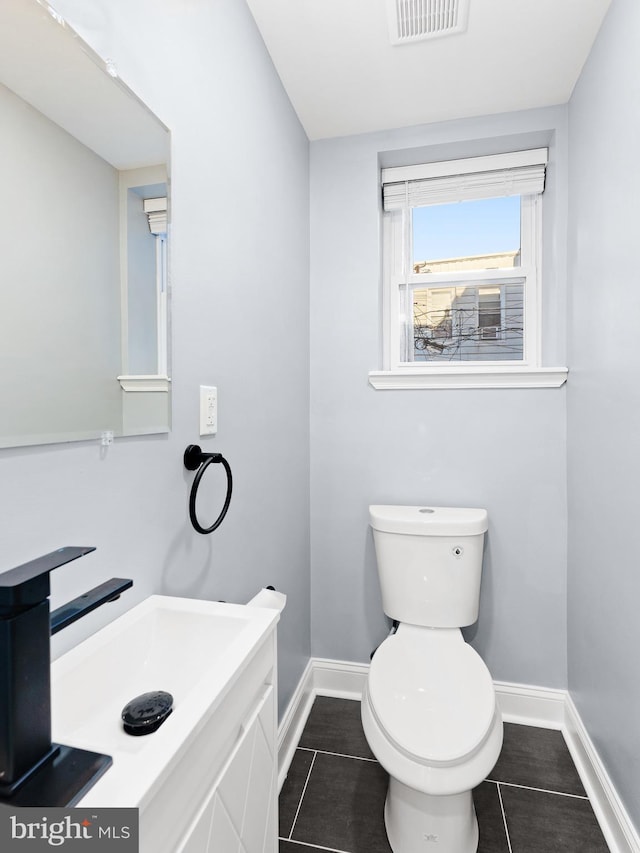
[361,505,503,853]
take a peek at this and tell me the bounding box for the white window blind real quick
[382,148,548,211]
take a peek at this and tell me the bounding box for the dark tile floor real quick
[278,696,611,853]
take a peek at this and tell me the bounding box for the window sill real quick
[368,367,568,390]
[117,375,171,393]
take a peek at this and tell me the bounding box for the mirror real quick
[0,0,171,448]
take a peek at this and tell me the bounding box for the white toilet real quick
[361,505,503,853]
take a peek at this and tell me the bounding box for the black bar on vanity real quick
[50,578,133,635]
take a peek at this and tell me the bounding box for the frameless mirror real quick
[0,0,171,448]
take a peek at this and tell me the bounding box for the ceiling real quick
[245,0,612,141]
[0,0,169,170]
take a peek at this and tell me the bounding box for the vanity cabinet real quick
[177,685,276,853]
[136,619,278,853]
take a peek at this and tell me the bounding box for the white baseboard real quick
[563,694,640,853]
[277,659,316,791]
[276,658,368,791]
[278,658,640,853]
[494,679,567,729]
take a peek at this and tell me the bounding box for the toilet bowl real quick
[362,625,503,853]
[363,505,503,853]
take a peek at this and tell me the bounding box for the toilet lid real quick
[368,630,495,765]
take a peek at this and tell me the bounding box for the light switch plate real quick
[199,386,217,435]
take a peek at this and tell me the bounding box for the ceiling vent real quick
[387,0,470,45]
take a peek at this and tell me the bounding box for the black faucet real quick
[0,546,132,802]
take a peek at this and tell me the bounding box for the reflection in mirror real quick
[119,171,169,380]
[0,0,171,448]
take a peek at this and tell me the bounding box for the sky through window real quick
[412,195,521,263]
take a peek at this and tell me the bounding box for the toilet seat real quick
[368,627,495,766]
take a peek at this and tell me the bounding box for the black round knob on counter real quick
[121,690,174,736]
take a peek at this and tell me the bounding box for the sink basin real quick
[50,594,279,810]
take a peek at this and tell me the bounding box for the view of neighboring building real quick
[411,250,523,362]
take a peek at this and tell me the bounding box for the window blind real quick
[382,148,548,211]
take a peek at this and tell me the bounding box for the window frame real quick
[372,149,567,390]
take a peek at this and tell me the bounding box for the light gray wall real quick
[0,0,310,718]
[310,108,569,688]
[567,0,640,831]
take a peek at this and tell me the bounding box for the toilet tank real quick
[369,506,488,628]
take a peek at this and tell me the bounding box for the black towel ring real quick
[183,445,233,535]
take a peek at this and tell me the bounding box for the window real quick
[477,288,502,341]
[372,148,567,389]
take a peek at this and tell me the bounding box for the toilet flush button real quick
[452,546,464,558]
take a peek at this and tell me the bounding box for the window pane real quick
[478,288,501,335]
[412,281,524,362]
[412,196,521,273]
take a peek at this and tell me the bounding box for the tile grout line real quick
[297,745,377,763]
[496,782,514,853]
[288,749,318,841]
[285,702,607,853]
[278,837,352,853]
[487,778,590,800]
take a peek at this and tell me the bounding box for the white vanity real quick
[51,596,280,853]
